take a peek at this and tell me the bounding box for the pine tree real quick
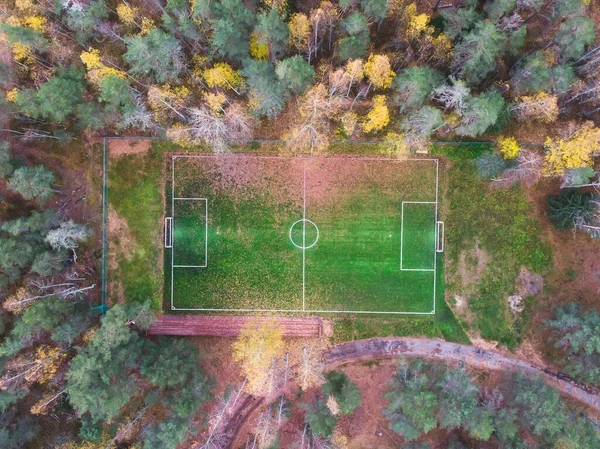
[124,29,186,83]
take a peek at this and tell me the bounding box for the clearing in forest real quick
[165,154,442,314]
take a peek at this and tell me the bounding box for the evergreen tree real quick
[15,66,86,123]
[7,165,55,205]
[124,29,186,83]
[393,66,444,111]
[276,56,315,95]
[545,303,600,385]
[440,0,482,39]
[547,189,594,229]
[0,142,12,179]
[211,0,256,62]
[453,22,507,84]
[301,400,338,437]
[456,90,505,137]
[255,9,289,60]
[66,303,153,422]
[242,60,289,118]
[321,371,362,415]
[556,16,594,62]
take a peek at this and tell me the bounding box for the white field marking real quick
[434,159,439,314]
[170,155,439,314]
[436,221,445,253]
[400,201,437,272]
[289,219,320,249]
[171,156,175,310]
[173,198,208,268]
[171,305,435,314]
[302,162,306,311]
[165,217,173,248]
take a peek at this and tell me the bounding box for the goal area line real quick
[169,155,440,315]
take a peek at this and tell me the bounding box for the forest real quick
[1,0,600,447]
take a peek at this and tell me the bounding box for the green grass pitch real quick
[165,154,440,314]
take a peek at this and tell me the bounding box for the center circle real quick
[289,219,320,250]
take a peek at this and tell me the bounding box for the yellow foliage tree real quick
[363,95,390,133]
[544,122,600,174]
[80,49,125,85]
[23,15,47,33]
[56,434,115,449]
[30,390,64,415]
[116,3,138,26]
[11,42,34,65]
[147,84,190,122]
[289,13,311,53]
[25,345,66,385]
[232,321,285,396]
[384,132,410,159]
[140,17,155,35]
[364,54,395,90]
[514,92,559,124]
[204,92,227,114]
[6,88,19,103]
[498,136,521,159]
[250,31,270,60]
[203,63,245,92]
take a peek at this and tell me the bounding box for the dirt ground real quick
[108,138,152,157]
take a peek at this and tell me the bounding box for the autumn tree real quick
[543,122,600,174]
[362,95,390,133]
[232,321,286,396]
[124,29,186,83]
[497,136,520,159]
[289,13,311,57]
[287,83,342,153]
[364,54,395,91]
[512,92,559,124]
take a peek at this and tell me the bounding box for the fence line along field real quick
[164,154,442,314]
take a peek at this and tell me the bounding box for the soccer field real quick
[165,154,442,314]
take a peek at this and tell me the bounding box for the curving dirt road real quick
[324,338,600,412]
[221,337,600,448]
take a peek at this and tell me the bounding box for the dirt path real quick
[324,338,600,413]
[221,337,600,448]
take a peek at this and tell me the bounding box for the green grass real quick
[167,155,439,313]
[108,147,163,308]
[401,202,436,270]
[437,145,551,347]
